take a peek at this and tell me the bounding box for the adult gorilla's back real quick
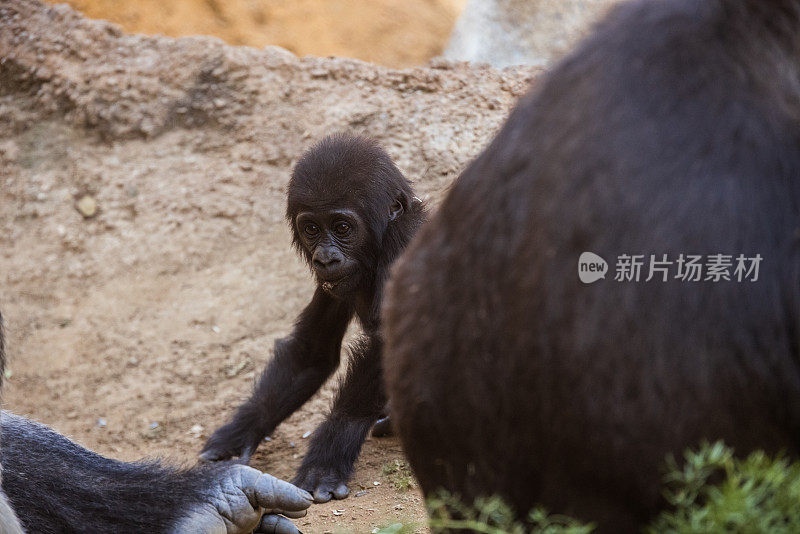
[382,0,800,531]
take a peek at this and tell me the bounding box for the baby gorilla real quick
[201,134,425,502]
[0,312,312,533]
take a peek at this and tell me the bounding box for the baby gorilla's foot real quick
[200,423,259,464]
[292,466,350,503]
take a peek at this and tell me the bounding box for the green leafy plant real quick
[374,522,418,534]
[426,490,594,534]
[416,442,800,533]
[381,459,416,492]
[648,441,800,533]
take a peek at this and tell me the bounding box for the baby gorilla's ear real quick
[389,196,406,221]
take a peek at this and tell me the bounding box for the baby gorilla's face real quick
[296,208,367,298]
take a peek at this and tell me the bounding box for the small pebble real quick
[302,430,311,438]
[225,360,247,378]
[354,490,368,498]
[96,418,107,428]
[373,481,380,486]
[76,195,97,218]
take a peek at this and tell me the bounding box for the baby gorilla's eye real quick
[304,224,320,236]
[334,222,351,236]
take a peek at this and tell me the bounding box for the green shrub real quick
[374,522,418,534]
[381,458,416,492]
[419,442,800,533]
[648,441,800,533]
[426,491,593,533]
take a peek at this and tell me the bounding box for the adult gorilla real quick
[384,0,800,532]
[0,315,22,534]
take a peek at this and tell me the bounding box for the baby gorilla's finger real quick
[332,484,350,500]
[256,514,303,534]
[312,487,332,503]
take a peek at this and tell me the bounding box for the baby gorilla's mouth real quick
[321,277,346,292]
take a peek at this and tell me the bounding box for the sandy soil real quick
[0,1,540,531]
[44,0,467,68]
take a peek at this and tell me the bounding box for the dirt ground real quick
[0,1,539,531]
[43,0,467,68]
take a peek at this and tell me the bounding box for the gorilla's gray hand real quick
[173,465,313,533]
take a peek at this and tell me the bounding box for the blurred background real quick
[43,0,619,68]
[43,0,467,68]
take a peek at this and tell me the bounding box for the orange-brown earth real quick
[44,0,466,68]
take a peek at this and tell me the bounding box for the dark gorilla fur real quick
[202,134,426,502]
[0,314,23,534]
[1,413,222,533]
[384,0,800,531]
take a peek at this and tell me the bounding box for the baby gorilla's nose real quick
[312,247,344,275]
